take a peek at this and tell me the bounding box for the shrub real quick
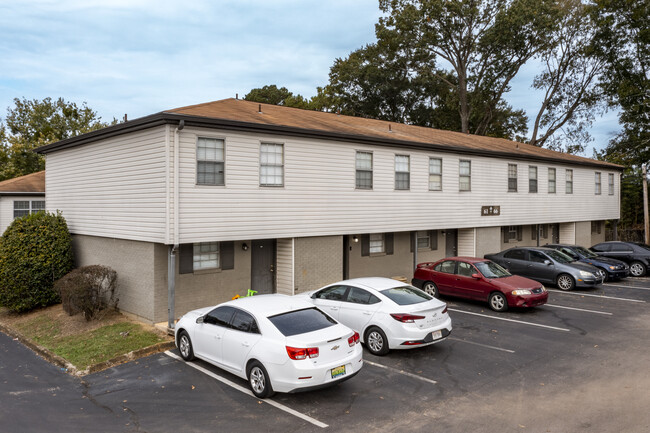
[0,211,74,313]
[55,265,118,320]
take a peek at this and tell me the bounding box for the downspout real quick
[168,120,184,332]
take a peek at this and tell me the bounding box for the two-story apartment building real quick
[36,99,621,325]
[0,171,46,235]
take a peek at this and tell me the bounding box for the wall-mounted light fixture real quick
[352,235,359,243]
[242,243,249,251]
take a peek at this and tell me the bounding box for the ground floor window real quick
[502,225,522,243]
[193,242,220,270]
[13,200,45,218]
[591,221,602,234]
[369,233,385,254]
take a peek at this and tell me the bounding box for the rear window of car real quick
[268,308,337,337]
[380,286,432,305]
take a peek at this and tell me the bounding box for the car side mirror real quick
[196,316,205,324]
[471,273,481,279]
[544,260,552,266]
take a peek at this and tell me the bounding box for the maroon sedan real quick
[412,257,548,312]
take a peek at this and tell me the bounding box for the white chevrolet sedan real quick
[174,295,363,398]
[298,277,452,356]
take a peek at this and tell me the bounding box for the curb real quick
[0,322,175,376]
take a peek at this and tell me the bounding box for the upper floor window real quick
[260,143,284,186]
[548,168,556,193]
[508,164,517,192]
[529,166,538,193]
[429,158,442,191]
[566,169,573,194]
[459,160,471,191]
[595,172,601,195]
[196,137,225,185]
[193,242,220,270]
[395,155,410,190]
[608,173,614,195]
[355,151,373,189]
[13,200,45,219]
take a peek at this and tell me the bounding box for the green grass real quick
[15,319,166,370]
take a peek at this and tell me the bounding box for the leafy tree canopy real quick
[244,85,313,110]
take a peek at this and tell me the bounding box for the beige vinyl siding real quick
[559,222,576,244]
[45,127,168,243]
[457,228,476,257]
[276,238,294,295]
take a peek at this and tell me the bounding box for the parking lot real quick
[3,277,650,432]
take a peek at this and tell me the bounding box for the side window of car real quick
[504,249,526,260]
[610,243,632,252]
[435,260,456,274]
[457,262,474,277]
[593,243,610,252]
[230,310,260,334]
[205,306,235,328]
[529,251,548,263]
[314,285,348,301]
[347,287,380,305]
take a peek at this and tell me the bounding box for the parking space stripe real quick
[364,360,438,385]
[546,289,646,302]
[448,308,571,332]
[164,351,328,428]
[448,337,515,353]
[601,283,650,291]
[544,304,613,316]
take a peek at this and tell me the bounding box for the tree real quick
[243,85,311,109]
[0,97,112,181]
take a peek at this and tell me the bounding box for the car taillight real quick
[442,305,448,314]
[390,313,425,323]
[286,346,319,360]
[348,331,360,346]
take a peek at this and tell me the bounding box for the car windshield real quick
[574,246,598,258]
[475,261,511,278]
[545,249,574,264]
[268,307,337,337]
[380,286,432,305]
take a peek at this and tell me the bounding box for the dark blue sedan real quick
[544,244,629,281]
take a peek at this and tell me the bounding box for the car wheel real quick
[596,268,608,282]
[488,292,508,312]
[556,273,575,291]
[422,281,439,298]
[178,331,194,361]
[629,261,647,277]
[365,326,390,356]
[247,361,274,399]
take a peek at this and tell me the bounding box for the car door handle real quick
[215,335,221,340]
[363,312,372,316]
[242,342,250,347]
[330,307,339,311]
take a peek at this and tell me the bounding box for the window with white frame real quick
[548,168,556,193]
[529,166,538,193]
[395,155,410,190]
[196,137,225,185]
[417,231,430,249]
[260,143,284,186]
[429,158,442,191]
[13,200,45,219]
[608,173,614,195]
[566,169,573,194]
[459,160,471,191]
[595,172,601,195]
[508,164,517,192]
[356,151,373,189]
[369,233,385,254]
[193,242,220,270]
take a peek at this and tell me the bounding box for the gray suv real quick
[484,247,604,291]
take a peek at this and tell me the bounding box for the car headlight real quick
[512,289,531,296]
[540,285,546,292]
[579,271,594,278]
[609,266,616,270]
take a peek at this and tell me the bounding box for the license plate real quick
[430,330,442,340]
[331,365,346,379]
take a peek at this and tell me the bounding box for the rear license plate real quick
[331,365,346,379]
[430,330,442,340]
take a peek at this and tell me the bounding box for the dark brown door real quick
[251,239,276,294]
[446,229,458,256]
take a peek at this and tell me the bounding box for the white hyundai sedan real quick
[298,277,452,356]
[174,294,363,398]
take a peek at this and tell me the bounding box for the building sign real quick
[481,206,500,216]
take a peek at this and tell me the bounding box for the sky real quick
[0,0,621,155]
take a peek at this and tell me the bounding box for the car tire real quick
[596,268,608,282]
[629,261,647,277]
[488,292,508,312]
[422,281,439,298]
[247,361,274,399]
[178,331,194,361]
[556,273,575,291]
[365,326,390,356]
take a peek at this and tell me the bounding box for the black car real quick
[485,246,604,291]
[590,241,650,277]
[544,244,629,281]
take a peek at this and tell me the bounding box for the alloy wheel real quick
[250,366,266,394]
[630,262,645,277]
[179,335,190,358]
[367,331,384,353]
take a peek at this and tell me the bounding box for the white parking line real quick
[448,337,515,353]
[546,289,646,303]
[601,283,650,291]
[448,308,571,332]
[364,360,438,385]
[544,304,613,316]
[165,351,328,429]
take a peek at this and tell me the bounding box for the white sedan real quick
[297,277,452,356]
[174,294,363,398]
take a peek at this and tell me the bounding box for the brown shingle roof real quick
[0,171,45,193]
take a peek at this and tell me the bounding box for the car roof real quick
[510,246,556,252]
[545,244,578,248]
[440,256,489,263]
[335,277,411,291]
[222,294,314,317]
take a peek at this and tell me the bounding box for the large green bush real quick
[0,211,74,312]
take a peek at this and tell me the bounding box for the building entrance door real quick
[251,239,276,295]
[446,229,458,256]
